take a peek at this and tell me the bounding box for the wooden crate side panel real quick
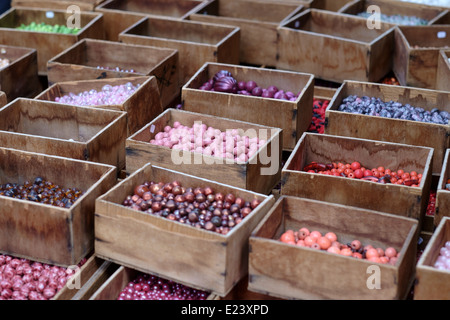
[436,50,450,92]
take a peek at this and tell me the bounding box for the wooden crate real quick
[310,0,355,11]
[0,45,41,102]
[94,163,276,296]
[276,9,395,83]
[339,0,449,26]
[436,149,450,228]
[126,109,283,195]
[281,133,433,223]
[0,98,127,170]
[12,0,106,11]
[34,76,163,137]
[89,265,218,300]
[0,7,104,75]
[54,255,119,300]
[119,16,240,88]
[248,196,419,300]
[324,80,450,175]
[94,0,209,41]
[95,0,210,20]
[414,217,450,300]
[181,62,315,151]
[436,49,450,92]
[0,147,117,267]
[0,91,6,107]
[187,0,304,67]
[47,38,179,109]
[393,25,450,90]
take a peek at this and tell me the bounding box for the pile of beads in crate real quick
[16,22,80,34]
[54,82,140,106]
[117,272,209,300]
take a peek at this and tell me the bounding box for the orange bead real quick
[324,232,337,243]
[317,236,332,250]
[327,246,341,255]
[310,230,322,239]
[379,256,389,264]
[340,248,353,256]
[385,247,397,258]
[304,236,316,247]
[366,248,380,259]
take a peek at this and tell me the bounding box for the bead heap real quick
[54,83,140,106]
[96,66,136,73]
[279,227,400,265]
[122,180,261,235]
[0,177,84,208]
[338,95,449,125]
[434,241,450,271]
[302,161,422,187]
[0,254,86,300]
[357,12,429,26]
[149,121,267,163]
[117,273,209,300]
[16,22,80,34]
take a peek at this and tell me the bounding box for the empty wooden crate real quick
[324,80,450,175]
[119,16,240,88]
[276,9,395,83]
[0,7,104,75]
[34,76,163,136]
[0,98,127,170]
[47,38,179,109]
[281,133,433,223]
[94,163,276,296]
[126,109,283,195]
[393,25,450,89]
[181,62,314,151]
[0,147,117,266]
[414,217,450,300]
[187,0,304,67]
[0,44,41,101]
[249,196,419,300]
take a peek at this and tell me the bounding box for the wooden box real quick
[119,16,240,88]
[436,149,450,228]
[94,0,210,41]
[47,38,179,109]
[126,109,283,195]
[0,44,41,102]
[276,9,395,83]
[181,62,315,151]
[248,196,419,300]
[0,147,117,267]
[96,0,209,20]
[281,133,433,223]
[187,0,304,67]
[436,49,450,92]
[54,255,119,300]
[34,76,163,137]
[324,80,450,175]
[310,0,354,11]
[94,163,276,296]
[393,25,450,89]
[89,265,217,300]
[0,7,104,75]
[414,217,450,300]
[339,0,448,26]
[0,98,127,170]
[12,0,106,11]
